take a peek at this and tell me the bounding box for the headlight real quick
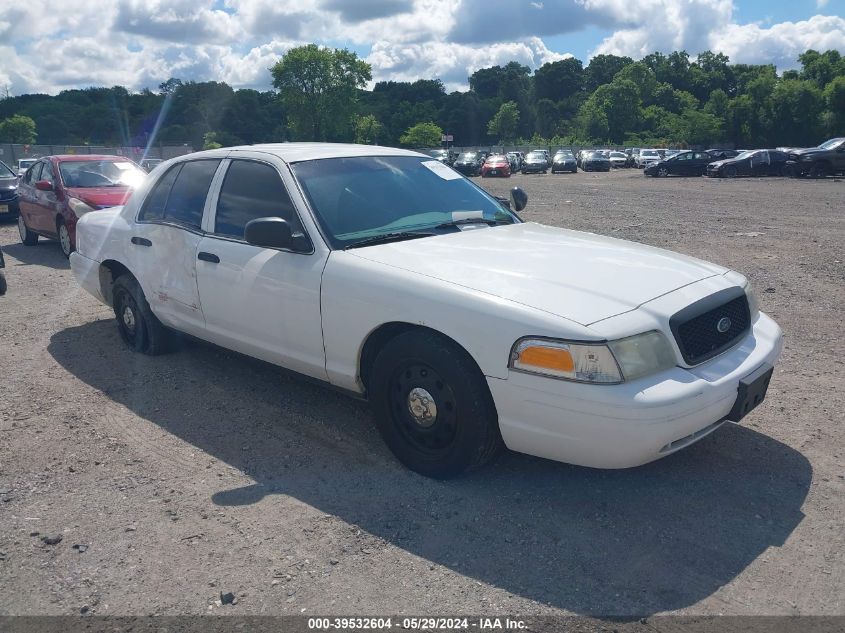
[510,338,622,384]
[68,197,96,218]
[607,331,676,381]
[745,282,760,321]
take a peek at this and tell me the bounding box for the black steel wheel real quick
[112,275,175,355]
[370,329,501,478]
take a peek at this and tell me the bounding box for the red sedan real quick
[480,154,511,178]
[17,155,146,257]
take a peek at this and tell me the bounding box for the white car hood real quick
[348,222,727,326]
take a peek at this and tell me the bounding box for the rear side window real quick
[214,160,303,239]
[138,164,181,222]
[138,159,220,229]
[164,160,220,229]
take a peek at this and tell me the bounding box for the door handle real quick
[131,237,152,247]
[197,251,220,263]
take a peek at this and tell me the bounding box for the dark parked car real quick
[644,151,711,177]
[0,244,6,295]
[581,151,611,172]
[706,149,789,178]
[521,150,549,174]
[551,150,577,173]
[705,149,741,160]
[452,152,484,176]
[0,160,20,221]
[17,155,146,257]
[427,149,456,165]
[786,137,845,178]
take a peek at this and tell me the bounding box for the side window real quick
[138,164,182,222]
[40,161,56,185]
[25,163,42,185]
[163,160,220,230]
[214,160,305,241]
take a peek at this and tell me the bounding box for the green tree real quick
[534,58,584,102]
[399,121,443,147]
[202,131,222,150]
[271,44,371,141]
[823,76,845,135]
[591,79,641,143]
[0,114,37,143]
[354,114,384,144]
[487,101,520,143]
[770,79,824,146]
[585,54,633,91]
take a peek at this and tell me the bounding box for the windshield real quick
[526,152,545,160]
[429,150,447,157]
[610,152,626,158]
[456,152,477,161]
[0,161,14,178]
[290,155,518,249]
[818,138,844,150]
[733,150,757,160]
[642,150,659,157]
[554,151,573,158]
[19,159,37,169]
[59,160,146,188]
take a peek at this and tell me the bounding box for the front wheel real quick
[0,271,6,296]
[18,215,38,245]
[723,165,737,178]
[112,275,175,355]
[369,330,502,478]
[811,162,830,179]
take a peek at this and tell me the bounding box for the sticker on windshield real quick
[421,160,462,180]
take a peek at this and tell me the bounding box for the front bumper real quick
[488,312,783,469]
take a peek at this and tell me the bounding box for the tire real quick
[811,162,830,179]
[369,329,502,478]
[112,274,175,355]
[18,215,38,245]
[0,271,6,296]
[57,219,73,258]
[723,165,737,178]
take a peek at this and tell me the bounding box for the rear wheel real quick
[369,330,502,478]
[112,275,175,355]
[18,215,38,245]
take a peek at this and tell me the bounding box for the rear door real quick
[194,156,329,380]
[28,160,60,234]
[127,158,222,336]
[17,162,42,230]
[691,152,710,175]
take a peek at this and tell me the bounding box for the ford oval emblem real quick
[717,316,732,333]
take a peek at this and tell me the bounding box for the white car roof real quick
[220,142,426,164]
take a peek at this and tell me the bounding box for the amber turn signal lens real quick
[517,346,575,372]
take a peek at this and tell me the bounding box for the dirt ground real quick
[0,169,842,618]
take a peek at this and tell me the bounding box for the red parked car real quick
[480,154,511,178]
[17,155,146,257]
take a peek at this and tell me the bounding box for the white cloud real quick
[816,0,829,8]
[367,37,570,91]
[1,0,844,96]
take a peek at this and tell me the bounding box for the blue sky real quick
[0,0,843,95]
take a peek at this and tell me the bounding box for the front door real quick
[194,158,328,381]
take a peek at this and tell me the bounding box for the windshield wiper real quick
[343,231,436,250]
[435,218,511,229]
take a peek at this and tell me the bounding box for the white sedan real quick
[70,143,783,478]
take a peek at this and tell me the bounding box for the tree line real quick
[1,46,843,151]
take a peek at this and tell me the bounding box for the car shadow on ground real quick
[1,240,68,269]
[48,320,811,616]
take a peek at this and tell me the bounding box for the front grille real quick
[0,189,17,202]
[670,289,750,365]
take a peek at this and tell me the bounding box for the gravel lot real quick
[0,169,843,617]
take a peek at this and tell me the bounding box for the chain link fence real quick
[0,143,195,167]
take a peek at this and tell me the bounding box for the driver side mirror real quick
[35,180,54,192]
[244,217,292,249]
[510,187,528,212]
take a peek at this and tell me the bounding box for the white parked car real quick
[608,151,628,168]
[70,143,783,478]
[637,149,662,168]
